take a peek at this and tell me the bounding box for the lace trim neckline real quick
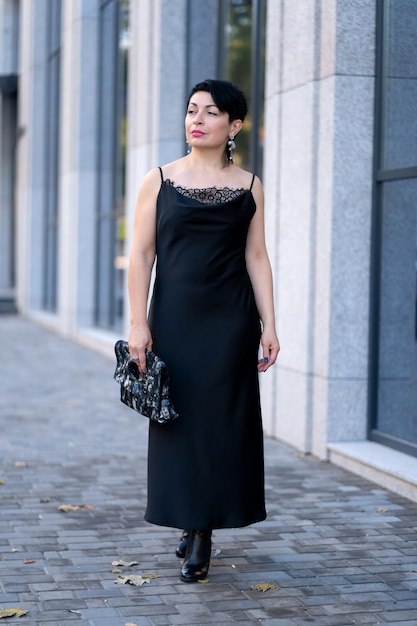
[164,178,248,204]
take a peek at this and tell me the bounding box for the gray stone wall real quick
[262,0,376,457]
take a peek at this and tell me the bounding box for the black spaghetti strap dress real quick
[145,168,266,530]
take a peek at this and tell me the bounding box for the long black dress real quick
[145,168,266,530]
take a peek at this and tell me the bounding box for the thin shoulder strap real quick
[249,173,255,191]
[158,166,164,183]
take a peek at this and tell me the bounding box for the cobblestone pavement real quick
[1,316,417,626]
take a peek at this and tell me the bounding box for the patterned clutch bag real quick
[113,340,179,425]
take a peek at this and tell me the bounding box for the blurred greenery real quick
[224,0,252,168]
[223,0,265,172]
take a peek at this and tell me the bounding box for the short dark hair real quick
[187,79,248,122]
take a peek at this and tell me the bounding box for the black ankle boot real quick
[175,530,190,558]
[180,530,212,582]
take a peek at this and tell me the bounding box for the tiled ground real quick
[1,316,417,625]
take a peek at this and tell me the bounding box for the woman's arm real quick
[127,168,160,372]
[245,176,280,372]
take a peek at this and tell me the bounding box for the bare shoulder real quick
[244,172,264,210]
[136,166,164,204]
[141,166,163,188]
[158,157,188,181]
[251,174,264,194]
[232,167,264,202]
[230,166,260,189]
[134,168,162,214]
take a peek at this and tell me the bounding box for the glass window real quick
[43,0,62,312]
[381,0,417,170]
[0,87,17,303]
[95,0,129,332]
[370,0,417,456]
[376,178,417,446]
[219,0,266,174]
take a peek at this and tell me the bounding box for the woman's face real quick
[185,91,241,152]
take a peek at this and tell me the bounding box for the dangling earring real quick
[227,134,236,164]
[186,141,191,154]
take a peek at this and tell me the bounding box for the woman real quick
[128,79,280,583]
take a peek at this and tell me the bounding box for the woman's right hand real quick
[128,324,153,373]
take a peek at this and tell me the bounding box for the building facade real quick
[1,0,416,498]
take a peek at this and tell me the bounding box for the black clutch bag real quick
[113,340,179,425]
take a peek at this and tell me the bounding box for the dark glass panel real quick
[381,0,417,170]
[376,178,417,445]
[43,0,62,312]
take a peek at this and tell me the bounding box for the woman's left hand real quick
[257,328,280,372]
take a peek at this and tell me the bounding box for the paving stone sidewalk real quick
[1,316,417,626]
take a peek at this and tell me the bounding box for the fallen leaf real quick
[111,560,139,567]
[124,623,138,626]
[23,559,35,564]
[115,575,150,586]
[14,462,27,468]
[143,573,162,579]
[0,608,28,618]
[110,568,121,574]
[58,504,80,512]
[376,507,389,513]
[0,481,5,486]
[58,503,94,512]
[411,569,417,573]
[251,582,279,592]
[214,549,222,556]
[197,578,209,584]
[68,610,82,615]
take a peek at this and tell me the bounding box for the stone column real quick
[57,0,100,334]
[263,0,376,457]
[15,0,49,313]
